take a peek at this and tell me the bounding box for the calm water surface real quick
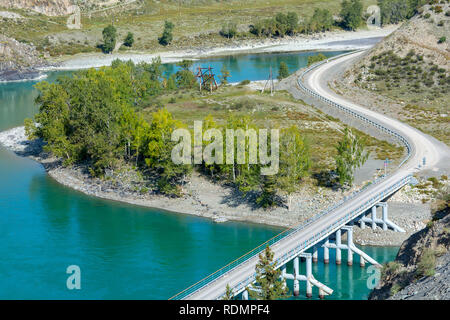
[0,51,398,299]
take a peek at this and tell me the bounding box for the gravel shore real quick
[49,26,398,71]
[0,124,432,246]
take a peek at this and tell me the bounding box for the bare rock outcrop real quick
[0,35,47,81]
[369,202,450,300]
[0,0,74,16]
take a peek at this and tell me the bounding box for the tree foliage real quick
[102,25,117,53]
[378,0,422,25]
[307,53,328,66]
[307,8,334,33]
[159,20,174,46]
[124,32,134,47]
[335,128,368,186]
[220,22,238,38]
[340,0,363,30]
[277,62,290,80]
[249,12,298,37]
[248,246,289,300]
[222,284,235,300]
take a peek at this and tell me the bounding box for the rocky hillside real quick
[0,0,129,16]
[335,2,449,145]
[0,35,47,81]
[345,3,449,77]
[0,0,75,16]
[370,189,450,300]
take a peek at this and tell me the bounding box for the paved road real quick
[177,51,450,300]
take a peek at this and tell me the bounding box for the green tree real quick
[175,70,197,89]
[102,25,117,53]
[277,62,290,80]
[286,12,299,35]
[335,128,368,186]
[220,22,238,39]
[222,284,235,300]
[248,246,289,300]
[278,126,310,211]
[308,8,334,32]
[340,0,363,31]
[159,20,174,46]
[124,32,134,47]
[257,174,278,208]
[145,108,192,195]
[176,59,194,71]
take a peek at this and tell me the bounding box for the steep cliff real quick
[0,35,47,81]
[370,190,450,300]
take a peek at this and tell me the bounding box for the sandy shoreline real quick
[45,26,399,71]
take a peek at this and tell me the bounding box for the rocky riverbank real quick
[0,123,437,247]
[0,35,52,82]
[370,205,449,300]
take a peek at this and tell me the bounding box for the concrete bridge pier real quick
[302,253,313,298]
[323,240,329,264]
[242,290,249,300]
[371,206,377,230]
[293,257,300,296]
[282,253,333,299]
[342,226,353,266]
[335,230,342,265]
[381,202,388,231]
[312,246,318,263]
[360,255,365,267]
[360,202,405,232]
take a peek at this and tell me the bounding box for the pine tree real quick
[248,246,289,300]
[124,32,134,47]
[277,62,290,80]
[159,20,174,46]
[222,284,235,300]
[257,174,278,208]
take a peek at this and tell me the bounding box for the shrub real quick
[159,21,174,46]
[438,36,446,43]
[416,248,436,278]
[220,22,238,38]
[102,25,117,54]
[239,79,251,85]
[423,13,431,19]
[124,32,134,47]
[307,53,327,67]
[277,62,290,80]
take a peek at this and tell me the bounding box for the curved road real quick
[175,50,450,300]
[305,51,449,174]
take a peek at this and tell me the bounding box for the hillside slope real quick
[0,35,47,81]
[334,2,449,144]
[370,187,449,300]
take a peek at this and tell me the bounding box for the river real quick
[0,50,399,299]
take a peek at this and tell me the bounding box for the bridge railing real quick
[169,50,413,300]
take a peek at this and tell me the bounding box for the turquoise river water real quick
[0,51,399,299]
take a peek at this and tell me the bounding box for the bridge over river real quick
[169,51,448,300]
